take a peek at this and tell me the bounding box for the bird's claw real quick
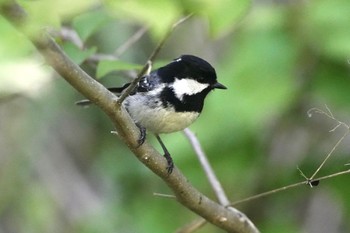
[136,124,146,147]
[164,152,174,175]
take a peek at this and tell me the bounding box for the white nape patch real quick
[172,78,209,100]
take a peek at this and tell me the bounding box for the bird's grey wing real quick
[75,71,160,106]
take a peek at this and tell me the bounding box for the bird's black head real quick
[157,54,227,90]
[157,55,226,113]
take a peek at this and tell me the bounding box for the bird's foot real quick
[136,124,146,147]
[164,151,174,175]
[155,134,174,175]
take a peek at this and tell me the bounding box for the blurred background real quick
[1,0,350,232]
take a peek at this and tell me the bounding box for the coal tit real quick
[77,55,226,174]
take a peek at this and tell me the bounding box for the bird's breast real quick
[124,94,200,134]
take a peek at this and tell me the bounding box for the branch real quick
[307,106,350,180]
[229,169,350,206]
[0,2,259,233]
[176,128,232,233]
[89,26,148,62]
[183,128,230,206]
[117,14,193,104]
[115,26,148,56]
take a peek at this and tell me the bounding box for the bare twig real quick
[183,128,230,206]
[89,26,149,62]
[307,106,350,180]
[297,166,319,188]
[54,25,147,63]
[88,53,119,62]
[59,27,84,49]
[149,14,193,62]
[311,130,349,180]
[307,105,349,131]
[178,128,231,233]
[115,26,148,56]
[229,169,350,206]
[153,192,176,199]
[117,14,193,104]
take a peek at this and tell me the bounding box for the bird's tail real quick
[75,85,129,107]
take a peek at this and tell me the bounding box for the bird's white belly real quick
[124,95,199,134]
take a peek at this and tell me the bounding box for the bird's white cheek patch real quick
[172,78,209,100]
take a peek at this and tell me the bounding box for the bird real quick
[77,54,227,174]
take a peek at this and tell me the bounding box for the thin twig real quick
[148,14,193,63]
[88,53,118,62]
[117,14,193,104]
[307,106,350,180]
[229,169,350,206]
[307,105,349,131]
[177,128,230,233]
[175,218,207,233]
[230,183,304,206]
[90,27,149,62]
[160,127,232,233]
[153,192,176,199]
[310,130,349,180]
[60,27,84,49]
[183,128,230,206]
[115,26,148,56]
[297,166,319,188]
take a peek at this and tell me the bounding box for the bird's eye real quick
[197,77,205,83]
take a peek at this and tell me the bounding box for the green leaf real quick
[105,0,181,39]
[206,0,251,37]
[97,60,142,79]
[72,9,110,42]
[0,18,34,60]
[19,0,99,33]
[152,60,168,70]
[182,0,251,37]
[302,0,350,61]
[104,0,251,39]
[61,42,97,65]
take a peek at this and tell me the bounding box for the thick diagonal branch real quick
[0,2,259,233]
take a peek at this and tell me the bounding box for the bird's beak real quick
[212,82,227,89]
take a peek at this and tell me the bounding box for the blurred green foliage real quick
[1,0,350,233]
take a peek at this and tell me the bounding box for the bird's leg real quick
[136,123,147,147]
[155,134,174,174]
